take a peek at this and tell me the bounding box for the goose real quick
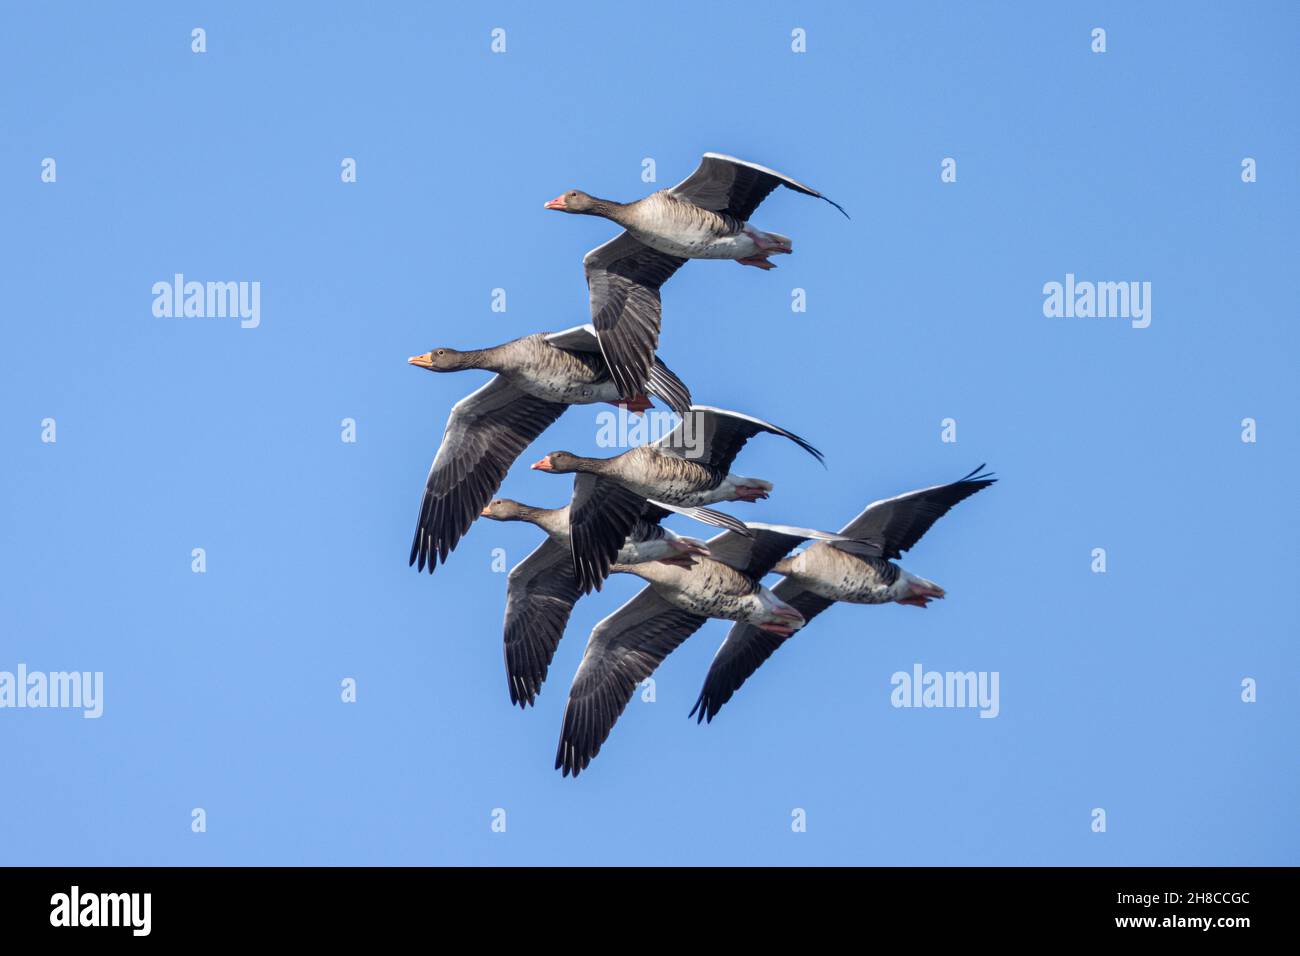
[554,521,849,777]
[689,466,997,724]
[406,324,691,574]
[480,496,729,708]
[529,406,825,594]
[545,153,848,400]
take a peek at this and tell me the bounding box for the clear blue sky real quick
[1,2,1296,865]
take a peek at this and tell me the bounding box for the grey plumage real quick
[552,153,847,399]
[407,327,692,574]
[550,406,824,594]
[670,152,850,222]
[583,235,688,401]
[690,467,997,723]
[555,522,838,777]
[485,495,728,708]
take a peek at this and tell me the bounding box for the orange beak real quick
[408,353,433,368]
[530,456,553,471]
[543,195,567,211]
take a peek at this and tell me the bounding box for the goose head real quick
[544,190,600,214]
[530,451,584,474]
[408,347,479,372]
[480,499,528,522]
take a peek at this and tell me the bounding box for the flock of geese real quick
[406,153,996,777]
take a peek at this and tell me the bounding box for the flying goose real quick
[555,521,849,777]
[545,153,848,399]
[529,406,825,594]
[690,466,997,724]
[406,325,691,574]
[480,496,733,708]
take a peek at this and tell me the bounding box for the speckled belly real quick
[663,586,750,621]
[629,227,758,261]
[798,568,897,605]
[654,562,754,621]
[618,472,717,504]
[658,485,730,506]
[510,370,619,406]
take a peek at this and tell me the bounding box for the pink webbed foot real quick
[734,485,770,502]
[759,607,805,635]
[896,581,945,608]
[909,581,946,600]
[669,539,710,558]
[742,227,792,254]
[611,394,653,414]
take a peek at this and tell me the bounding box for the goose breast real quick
[504,336,622,406]
[624,193,757,260]
[648,558,757,620]
[790,544,903,605]
[610,447,719,502]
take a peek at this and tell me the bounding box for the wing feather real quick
[654,405,824,472]
[408,377,567,572]
[584,234,687,400]
[556,587,709,777]
[502,538,584,707]
[689,583,835,723]
[669,152,849,221]
[837,466,997,560]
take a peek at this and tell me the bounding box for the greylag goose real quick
[529,406,825,594]
[407,324,691,573]
[480,496,729,708]
[690,466,997,723]
[555,521,848,777]
[545,153,848,400]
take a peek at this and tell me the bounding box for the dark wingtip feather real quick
[820,194,850,220]
[958,463,998,485]
[791,433,825,467]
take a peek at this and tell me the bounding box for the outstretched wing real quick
[669,152,850,222]
[502,538,584,708]
[567,474,650,595]
[653,405,824,474]
[583,233,687,400]
[702,523,842,580]
[837,465,997,560]
[689,581,836,723]
[689,468,997,722]
[555,587,708,777]
[409,377,567,572]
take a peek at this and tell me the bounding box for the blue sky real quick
[1,1,1296,865]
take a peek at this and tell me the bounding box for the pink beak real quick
[530,456,553,471]
[543,195,567,211]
